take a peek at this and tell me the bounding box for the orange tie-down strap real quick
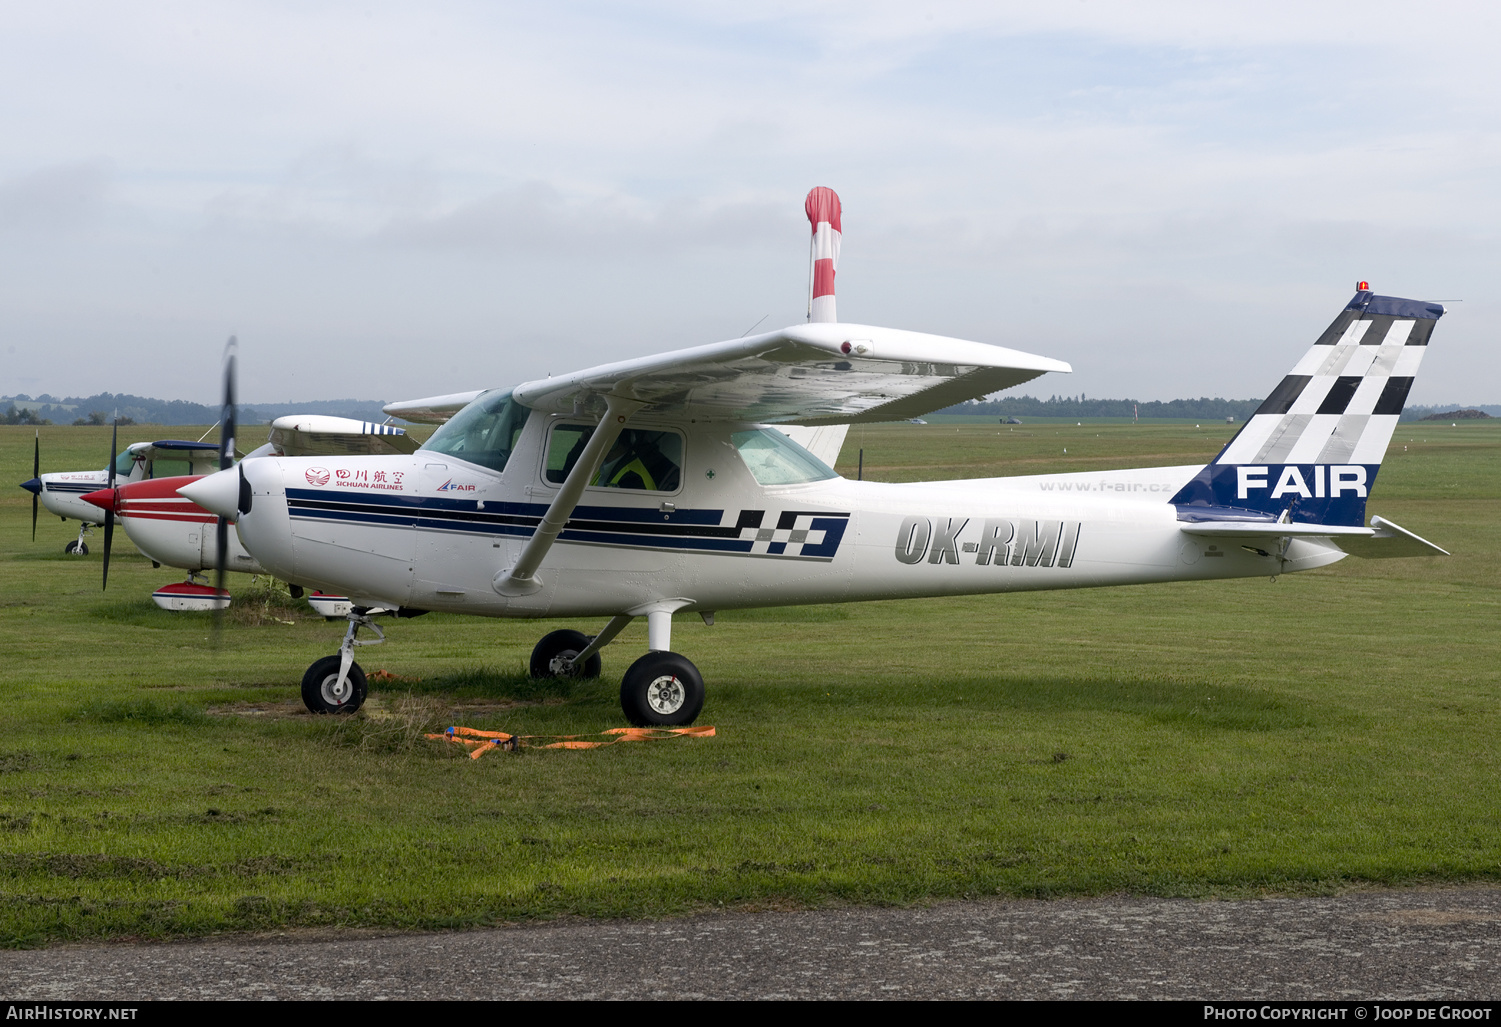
[426,724,716,759]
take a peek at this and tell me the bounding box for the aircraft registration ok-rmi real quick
[175,188,1449,727]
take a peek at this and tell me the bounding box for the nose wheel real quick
[301,655,368,714]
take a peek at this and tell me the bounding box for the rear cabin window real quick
[731,429,838,486]
[420,390,530,474]
[546,424,683,492]
[149,458,190,479]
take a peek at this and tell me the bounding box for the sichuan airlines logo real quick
[305,467,331,486]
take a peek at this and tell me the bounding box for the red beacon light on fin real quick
[1357,281,1370,291]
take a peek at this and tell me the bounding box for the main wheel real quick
[301,655,367,714]
[620,651,704,727]
[64,541,88,555]
[530,629,602,679]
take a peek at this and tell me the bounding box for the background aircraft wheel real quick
[64,541,88,555]
[301,655,367,714]
[529,629,602,679]
[620,651,704,727]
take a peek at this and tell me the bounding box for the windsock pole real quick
[805,186,842,324]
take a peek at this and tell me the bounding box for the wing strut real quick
[493,393,645,597]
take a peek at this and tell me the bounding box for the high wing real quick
[380,391,485,426]
[266,415,419,456]
[514,323,1070,425]
[384,324,1070,428]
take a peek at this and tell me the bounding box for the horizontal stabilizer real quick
[1180,522,1373,539]
[1334,515,1449,558]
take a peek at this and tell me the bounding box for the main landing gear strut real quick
[530,607,705,727]
[298,605,706,726]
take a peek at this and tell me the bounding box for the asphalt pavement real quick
[2,887,1499,1000]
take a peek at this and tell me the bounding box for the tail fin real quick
[1171,288,1445,526]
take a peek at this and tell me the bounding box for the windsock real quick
[805,186,842,323]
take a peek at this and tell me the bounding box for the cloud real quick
[0,159,112,233]
[374,181,793,256]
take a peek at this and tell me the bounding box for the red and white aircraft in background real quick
[64,416,418,610]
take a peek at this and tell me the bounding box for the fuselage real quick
[105,475,264,575]
[30,466,142,525]
[231,410,1346,617]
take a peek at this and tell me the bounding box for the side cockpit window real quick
[546,424,683,492]
[420,390,530,474]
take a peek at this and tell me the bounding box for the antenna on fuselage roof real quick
[805,187,841,324]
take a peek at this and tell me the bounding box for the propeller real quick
[30,431,39,541]
[214,337,238,636]
[101,417,118,590]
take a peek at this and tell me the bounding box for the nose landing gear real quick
[300,608,386,714]
[65,523,93,555]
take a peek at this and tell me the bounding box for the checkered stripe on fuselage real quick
[1217,311,1432,467]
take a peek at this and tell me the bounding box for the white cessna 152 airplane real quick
[20,434,224,555]
[177,188,1449,727]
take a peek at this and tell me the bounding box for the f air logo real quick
[894,517,1081,569]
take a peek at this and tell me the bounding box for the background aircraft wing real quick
[131,440,232,461]
[505,323,1070,425]
[381,391,486,425]
[267,415,419,456]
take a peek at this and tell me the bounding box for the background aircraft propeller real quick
[30,431,39,541]
[101,417,118,590]
[214,337,238,636]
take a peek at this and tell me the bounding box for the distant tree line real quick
[0,393,393,426]
[1405,404,1500,421]
[4,391,1495,427]
[940,395,1263,420]
[943,396,1501,422]
[1,404,50,425]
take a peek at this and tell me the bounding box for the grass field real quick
[0,420,1497,946]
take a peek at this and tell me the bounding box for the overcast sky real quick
[1,1,1496,407]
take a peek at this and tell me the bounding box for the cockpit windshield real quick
[731,429,838,486]
[419,390,530,474]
